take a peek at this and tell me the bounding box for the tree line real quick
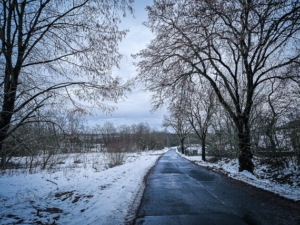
[1,112,178,170]
[135,0,300,173]
[163,80,300,168]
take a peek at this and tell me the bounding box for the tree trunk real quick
[0,68,19,167]
[0,99,16,167]
[265,118,277,157]
[180,138,185,154]
[0,117,14,167]
[201,136,206,161]
[0,117,13,167]
[237,117,254,173]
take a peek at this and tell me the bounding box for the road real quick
[134,149,300,225]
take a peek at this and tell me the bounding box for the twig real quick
[46,179,58,185]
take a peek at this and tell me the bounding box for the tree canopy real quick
[0,0,134,166]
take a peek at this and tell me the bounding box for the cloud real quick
[87,1,167,130]
[87,88,167,129]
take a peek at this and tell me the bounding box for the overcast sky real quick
[86,0,167,130]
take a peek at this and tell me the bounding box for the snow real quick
[0,149,168,225]
[178,151,300,202]
[1,147,299,225]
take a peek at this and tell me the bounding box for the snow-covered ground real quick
[178,150,300,202]
[1,148,299,225]
[0,149,168,225]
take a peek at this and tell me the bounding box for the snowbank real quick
[0,149,168,225]
[178,151,300,202]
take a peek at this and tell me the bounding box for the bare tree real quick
[100,121,117,147]
[0,0,134,166]
[209,104,238,159]
[135,0,300,173]
[5,113,66,171]
[132,122,152,151]
[163,104,192,154]
[251,78,300,161]
[118,124,135,152]
[184,82,217,161]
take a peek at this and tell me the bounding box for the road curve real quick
[134,149,300,225]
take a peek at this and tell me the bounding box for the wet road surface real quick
[134,149,300,225]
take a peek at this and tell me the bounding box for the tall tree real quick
[135,0,300,173]
[0,0,133,166]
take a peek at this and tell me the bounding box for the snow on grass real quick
[178,151,300,202]
[0,149,168,225]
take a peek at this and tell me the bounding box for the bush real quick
[103,139,128,168]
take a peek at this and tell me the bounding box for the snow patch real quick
[0,149,168,225]
[240,170,258,180]
[178,151,300,202]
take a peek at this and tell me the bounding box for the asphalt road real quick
[134,149,300,225]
